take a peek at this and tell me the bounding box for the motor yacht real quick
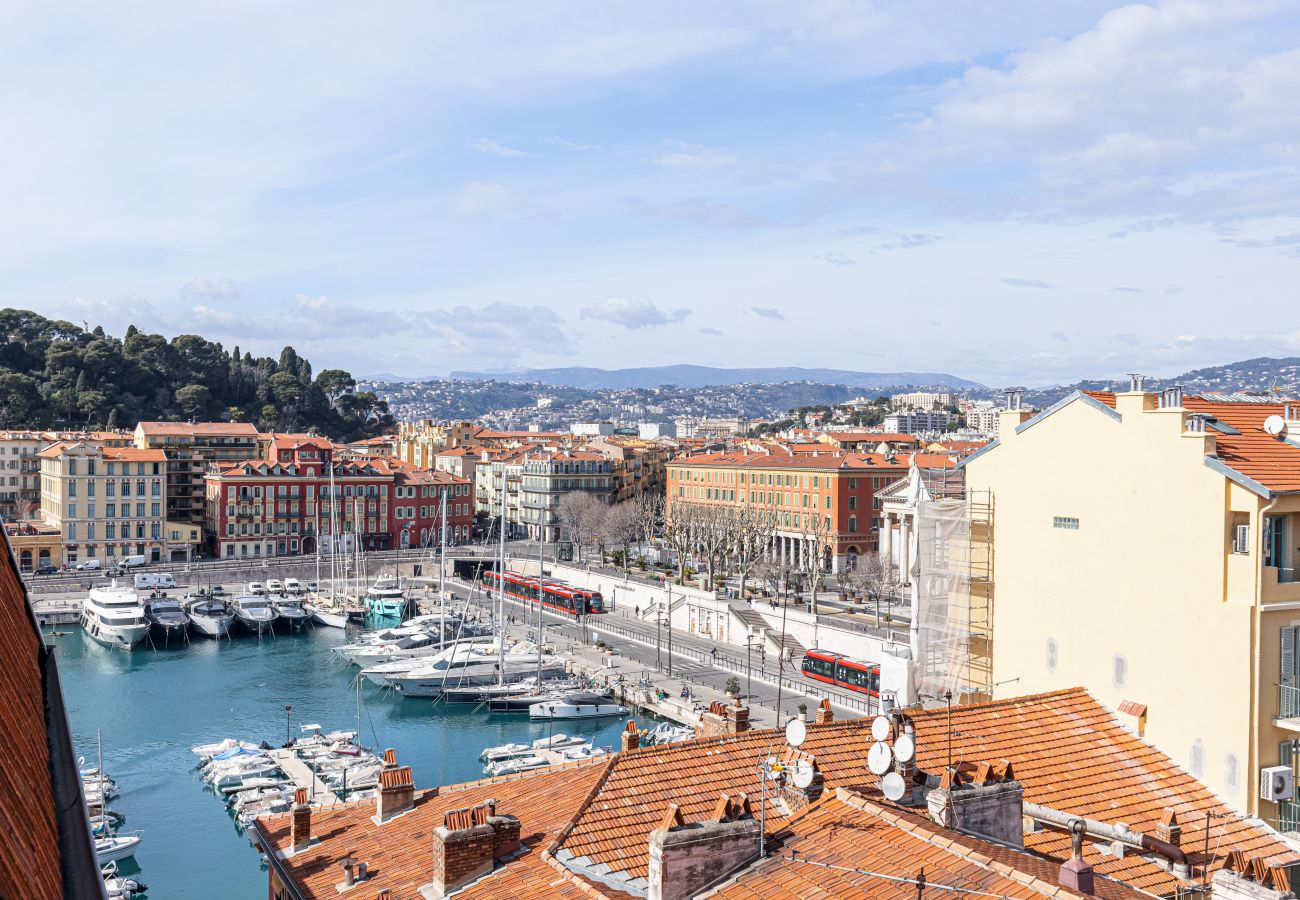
[94,830,143,865]
[271,593,311,630]
[529,691,629,720]
[144,595,189,643]
[184,595,236,638]
[364,575,407,618]
[388,645,566,698]
[81,585,150,649]
[231,594,278,634]
[483,755,549,777]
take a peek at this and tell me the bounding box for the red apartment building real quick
[203,436,471,560]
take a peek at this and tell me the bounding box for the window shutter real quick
[1283,626,1298,688]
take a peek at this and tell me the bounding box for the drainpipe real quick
[1022,802,1191,880]
[1253,492,1280,819]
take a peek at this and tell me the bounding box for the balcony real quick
[1277,684,1300,733]
[1264,566,1300,604]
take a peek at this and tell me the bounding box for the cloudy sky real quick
[4,1,1300,386]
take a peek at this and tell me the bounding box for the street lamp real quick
[284,704,292,745]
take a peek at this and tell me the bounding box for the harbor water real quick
[50,624,639,899]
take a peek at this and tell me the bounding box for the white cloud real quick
[472,138,534,158]
[751,306,785,320]
[580,296,690,329]
[449,181,522,217]
[1002,277,1053,289]
[180,276,240,302]
[654,140,736,170]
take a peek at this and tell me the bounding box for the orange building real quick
[667,448,955,571]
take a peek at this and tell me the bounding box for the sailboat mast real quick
[497,474,506,686]
[439,488,447,603]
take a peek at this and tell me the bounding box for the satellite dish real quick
[1265,415,1287,436]
[868,741,893,775]
[881,771,907,802]
[785,718,807,748]
[894,733,916,764]
[871,715,892,742]
[792,761,816,789]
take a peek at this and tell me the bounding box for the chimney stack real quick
[1127,373,1145,392]
[1154,809,1181,848]
[426,800,520,897]
[374,747,415,823]
[621,721,641,752]
[290,787,312,853]
[1058,821,1095,895]
[696,698,750,739]
[647,796,761,900]
[814,698,834,725]
[927,760,1024,849]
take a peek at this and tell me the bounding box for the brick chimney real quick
[1058,821,1094,895]
[621,721,641,752]
[374,748,415,824]
[696,698,750,739]
[780,749,824,813]
[1154,809,1181,848]
[647,796,761,900]
[290,787,312,853]
[926,760,1024,849]
[814,698,834,725]
[425,800,521,898]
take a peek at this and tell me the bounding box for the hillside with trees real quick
[0,308,393,438]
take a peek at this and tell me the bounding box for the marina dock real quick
[267,749,342,807]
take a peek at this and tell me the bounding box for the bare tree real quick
[557,491,603,562]
[602,501,640,571]
[842,551,899,624]
[687,503,732,591]
[797,510,834,615]
[729,503,778,600]
[661,499,696,585]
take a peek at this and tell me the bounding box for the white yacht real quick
[81,585,150,649]
[185,595,236,639]
[231,594,277,634]
[389,645,565,698]
[528,692,629,720]
[271,594,310,630]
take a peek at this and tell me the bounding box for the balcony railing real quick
[1279,567,1300,584]
[1280,683,1300,719]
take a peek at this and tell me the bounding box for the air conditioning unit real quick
[1260,765,1294,802]
[1234,524,1250,555]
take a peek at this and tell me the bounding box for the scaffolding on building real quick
[913,489,993,705]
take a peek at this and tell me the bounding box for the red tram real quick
[800,648,880,697]
[482,570,606,616]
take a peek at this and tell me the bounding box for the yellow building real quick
[963,381,1300,821]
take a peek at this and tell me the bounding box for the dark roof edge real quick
[1203,456,1273,499]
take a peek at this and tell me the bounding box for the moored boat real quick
[144,595,189,643]
[81,584,151,649]
[185,595,236,638]
[231,594,277,634]
[528,691,629,720]
[271,594,310,630]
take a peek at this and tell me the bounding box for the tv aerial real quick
[761,756,784,781]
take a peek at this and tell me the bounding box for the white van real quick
[284,578,302,594]
[247,582,265,595]
[120,555,148,568]
[76,559,101,571]
[135,573,177,590]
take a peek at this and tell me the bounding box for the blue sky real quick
[4,1,1300,386]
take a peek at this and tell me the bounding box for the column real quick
[898,517,911,586]
[880,514,893,566]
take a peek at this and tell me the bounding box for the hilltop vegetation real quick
[0,308,393,438]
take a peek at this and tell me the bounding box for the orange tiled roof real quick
[669,449,954,471]
[101,447,167,462]
[136,421,258,436]
[1086,391,1300,493]
[555,688,1298,894]
[258,760,608,900]
[713,788,1145,900]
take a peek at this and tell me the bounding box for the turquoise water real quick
[51,625,635,899]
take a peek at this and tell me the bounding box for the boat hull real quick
[235,614,276,634]
[81,615,150,649]
[188,612,234,638]
[306,604,349,628]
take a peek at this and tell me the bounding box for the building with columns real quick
[666,448,956,572]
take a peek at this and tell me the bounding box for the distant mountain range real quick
[436,365,982,391]
[1022,356,1300,407]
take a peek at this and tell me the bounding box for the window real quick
[1053,516,1080,530]
[848,515,858,533]
[1233,523,1250,554]
[848,496,858,510]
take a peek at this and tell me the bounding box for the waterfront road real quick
[444,578,880,724]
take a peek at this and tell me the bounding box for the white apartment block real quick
[889,391,955,411]
[882,410,952,434]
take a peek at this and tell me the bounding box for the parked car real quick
[267,579,283,594]
[210,585,227,596]
[33,564,57,576]
[284,578,302,594]
[306,581,320,592]
[76,559,101,571]
[247,582,265,595]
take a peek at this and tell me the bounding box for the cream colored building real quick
[39,442,169,567]
[962,381,1300,821]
